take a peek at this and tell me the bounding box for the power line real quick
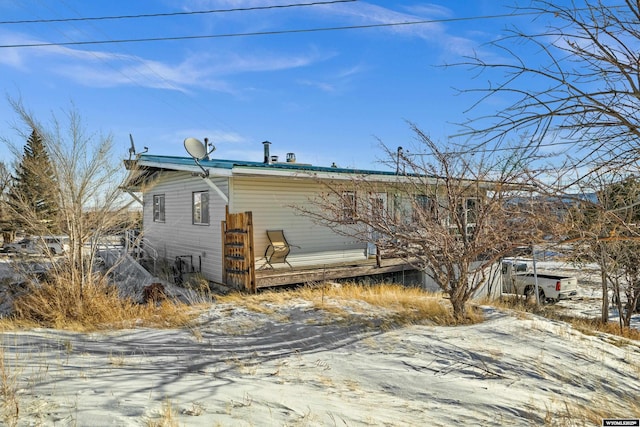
[1,1,241,168]
[0,12,542,49]
[2,3,625,49]
[0,0,357,25]
[37,0,245,151]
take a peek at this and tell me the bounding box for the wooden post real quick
[222,206,255,292]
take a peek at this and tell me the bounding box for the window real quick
[369,193,387,222]
[341,191,357,224]
[192,191,209,225]
[453,197,479,237]
[153,194,165,222]
[465,198,478,226]
[413,195,437,222]
[457,197,478,227]
[391,194,412,225]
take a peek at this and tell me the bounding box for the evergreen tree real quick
[0,161,15,243]
[7,129,59,233]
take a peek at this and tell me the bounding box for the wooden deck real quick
[255,257,418,288]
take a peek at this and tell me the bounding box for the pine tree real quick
[7,129,59,233]
[0,162,15,243]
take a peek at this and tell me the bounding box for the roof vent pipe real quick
[263,141,272,164]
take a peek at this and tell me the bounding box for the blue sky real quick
[0,0,559,171]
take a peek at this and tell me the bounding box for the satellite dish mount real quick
[184,137,216,177]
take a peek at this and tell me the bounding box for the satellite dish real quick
[184,137,216,177]
[128,134,136,160]
[184,137,207,160]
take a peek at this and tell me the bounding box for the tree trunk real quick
[450,294,467,321]
[600,268,609,324]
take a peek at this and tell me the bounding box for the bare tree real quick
[456,0,640,178]
[296,124,552,320]
[4,99,133,298]
[566,172,640,327]
[452,0,640,325]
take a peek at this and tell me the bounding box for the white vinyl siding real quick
[141,172,228,282]
[230,176,367,261]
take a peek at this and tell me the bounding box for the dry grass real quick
[556,316,640,341]
[2,272,199,332]
[213,295,277,316]
[146,399,180,427]
[485,295,546,315]
[490,295,640,341]
[545,393,640,426]
[0,346,20,427]
[219,283,483,327]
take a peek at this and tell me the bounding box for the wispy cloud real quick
[151,127,256,158]
[182,1,478,57]
[164,128,247,145]
[330,2,487,60]
[189,47,330,75]
[297,79,336,93]
[297,62,366,94]
[0,2,489,96]
[0,29,329,92]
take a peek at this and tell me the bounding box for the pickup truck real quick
[502,261,578,303]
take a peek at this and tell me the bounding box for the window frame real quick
[457,197,478,228]
[341,191,357,224]
[451,196,479,237]
[152,194,165,223]
[369,192,387,222]
[192,191,210,225]
[413,194,437,222]
[464,197,479,227]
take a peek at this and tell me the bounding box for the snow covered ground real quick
[533,259,640,329]
[0,258,639,426]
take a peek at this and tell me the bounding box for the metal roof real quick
[135,154,400,176]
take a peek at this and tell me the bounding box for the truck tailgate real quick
[555,276,578,300]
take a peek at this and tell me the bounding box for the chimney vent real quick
[286,153,296,163]
[262,141,271,164]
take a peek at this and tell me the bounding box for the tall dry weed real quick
[9,272,196,331]
[0,346,20,427]
[146,399,180,427]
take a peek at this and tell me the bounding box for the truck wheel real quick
[525,287,546,304]
[524,286,535,303]
[538,289,547,304]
